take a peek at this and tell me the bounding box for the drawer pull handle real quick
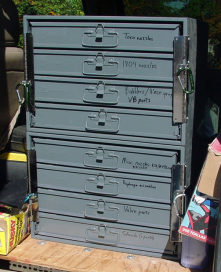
[97,81,105,96]
[83,53,119,76]
[98,224,106,238]
[83,81,119,105]
[98,109,106,125]
[85,173,119,195]
[86,109,120,133]
[86,225,119,245]
[82,24,118,48]
[84,147,119,169]
[97,199,105,214]
[97,173,105,188]
[95,24,104,40]
[85,199,119,221]
[96,147,104,162]
[95,53,104,69]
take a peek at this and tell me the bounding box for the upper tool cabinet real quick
[22,16,207,261]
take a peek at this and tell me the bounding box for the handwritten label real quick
[122,231,154,241]
[123,60,157,69]
[125,86,172,105]
[123,180,156,190]
[124,205,150,216]
[122,157,171,170]
[123,33,153,42]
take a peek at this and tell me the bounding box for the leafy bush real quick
[13,0,84,46]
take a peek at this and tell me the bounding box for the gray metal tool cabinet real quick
[22,16,207,260]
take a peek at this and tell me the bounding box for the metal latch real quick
[177,64,195,94]
[15,80,31,107]
[96,147,104,162]
[97,200,105,214]
[95,24,105,40]
[98,224,106,238]
[96,81,105,96]
[97,173,105,188]
[96,53,105,69]
[98,109,107,125]
[15,80,35,113]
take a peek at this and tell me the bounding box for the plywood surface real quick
[1,236,212,272]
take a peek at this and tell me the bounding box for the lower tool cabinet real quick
[23,16,208,260]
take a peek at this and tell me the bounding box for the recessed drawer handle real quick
[86,224,119,246]
[85,173,119,196]
[83,53,119,76]
[85,199,119,221]
[82,24,118,48]
[84,147,119,170]
[83,81,119,105]
[86,109,120,133]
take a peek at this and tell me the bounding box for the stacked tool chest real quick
[22,16,207,260]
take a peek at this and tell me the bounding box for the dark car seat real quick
[0,0,24,150]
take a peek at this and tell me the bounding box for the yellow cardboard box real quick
[0,205,29,255]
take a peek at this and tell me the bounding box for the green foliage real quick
[13,0,84,46]
[123,0,180,17]
[180,0,221,69]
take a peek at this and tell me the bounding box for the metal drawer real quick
[35,76,173,111]
[31,103,181,141]
[34,50,173,82]
[33,212,178,259]
[38,188,171,229]
[33,137,178,178]
[37,164,171,203]
[28,21,180,52]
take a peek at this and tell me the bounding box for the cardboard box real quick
[179,186,218,245]
[198,133,221,199]
[0,205,29,255]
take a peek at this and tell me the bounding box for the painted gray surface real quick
[38,188,171,229]
[32,137,177,177]
[23,16,200,259]
[33,213,176,255]
[33,50,174,82]
[34,76,173,111]
[31,103,180,141]
[29,22,180,52]
[37,164,172,203]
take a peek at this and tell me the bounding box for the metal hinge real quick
[24,33,35,114]
[34,222,39,235]
[30,114,36,127]
[174,125,181,139]
[173,36,191,124]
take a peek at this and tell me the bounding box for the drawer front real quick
[32,104,180,141]
[33,137,177,178]
[38,189,170,229]
[29,21,180,52]
[34,212,176,257]
[35,76,173,111]
[34,50,173,82]
[37,164,172,203]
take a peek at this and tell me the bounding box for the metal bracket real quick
[170,164,186,242]
[24,33,35,114]
[30,114,36,127]
[34,222,39,235]
[27,148,37,195]
[173,36,189,123]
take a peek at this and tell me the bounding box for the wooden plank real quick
[0,236,212,272]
